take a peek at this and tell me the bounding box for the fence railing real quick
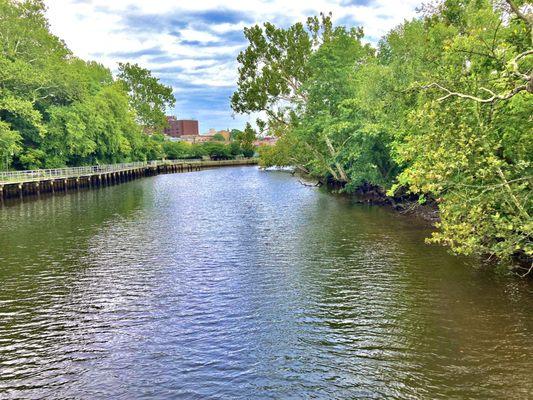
[0,158,257,184]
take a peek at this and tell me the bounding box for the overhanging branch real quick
[422,82,529,103]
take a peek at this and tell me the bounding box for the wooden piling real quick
[0,159,258,204]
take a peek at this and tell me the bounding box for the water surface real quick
[1,166,532,399]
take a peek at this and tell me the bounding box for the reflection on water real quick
[0,167,532,399]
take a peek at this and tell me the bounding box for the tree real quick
[117,62,175,132]
[163,141,193,159]
[233,14,376,182]
[0,0,178,170]
[231,17,313,127]
[230,129,243,140]
[229,141,241,156]
[0,121,22,170]
[235,4,532,266]
[202,142,231,160]
[391,0,533,262]
[235,123,257,157]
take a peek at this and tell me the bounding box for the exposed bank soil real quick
[293,173,439,224]
[360,184,439,223]
[333,181,440,225]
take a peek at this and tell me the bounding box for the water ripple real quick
[1,167,532,399]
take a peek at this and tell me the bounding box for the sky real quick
[45,0,421,133]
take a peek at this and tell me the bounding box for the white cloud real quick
[179,29,220,43]
[44,0,421,129]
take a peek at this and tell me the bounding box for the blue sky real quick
[45,0,420,133]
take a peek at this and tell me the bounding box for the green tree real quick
[235,3,532,266]
[0,121,22,169]
[117,62,175,132]
[230,129,243,140]
[235,123,257,157]
[0,0,178,170]
[389,0,532,262]
[228,141,241,156]
[202,142,231,160]
[163,141,193,159]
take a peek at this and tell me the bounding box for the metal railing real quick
[0,158,257,184]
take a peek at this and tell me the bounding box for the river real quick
[0,166,532,399]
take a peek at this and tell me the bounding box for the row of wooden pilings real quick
[0,161,208,204]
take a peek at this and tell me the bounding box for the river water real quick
[0,166,531,399]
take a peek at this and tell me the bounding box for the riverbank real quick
[0,158,258,203]
[350,182,440,224]
[292,173,440,225]
[295,173,530,274]
[352,183,532,274]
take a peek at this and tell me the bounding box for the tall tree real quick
[235,123,257,156]
[117,62,175,132]
[0,0,178,169]
[235,2,532,266]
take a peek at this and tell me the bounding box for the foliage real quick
[230,129,243,140]
[235,123,257,157]
[201,142,232,160]
[163,141,193,159]
[117,62,175,132]
[233,1,532,265]
[0,120,22,169]
[0,0,175,170]
[159,139,251,160]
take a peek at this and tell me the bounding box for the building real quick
[164,117,199,137]
[178,129,231,144]
[217,130,231,142]
[254,136,278,147]
[180,135,212,144]
[198,129,231,142]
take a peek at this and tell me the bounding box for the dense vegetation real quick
[232,0,532,266]
[0,0,252,171]
[152,134,254,160]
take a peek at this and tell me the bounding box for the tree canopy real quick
[117,62,175,132]
[233,0,532,266]
[0,0,176,169]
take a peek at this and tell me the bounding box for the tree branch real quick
[422,82,529,103]
[496,167,530,220]
[324,136,348,182]
[505,0,533,29]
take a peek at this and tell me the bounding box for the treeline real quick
[0,0,251,170]
[232,0,532,265]
[147,133,256,161]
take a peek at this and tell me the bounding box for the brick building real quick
[164,117,199,137]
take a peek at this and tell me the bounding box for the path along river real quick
[0,166,532,399]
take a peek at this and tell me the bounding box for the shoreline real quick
[291,171,531,274]
[0,159,258,204]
